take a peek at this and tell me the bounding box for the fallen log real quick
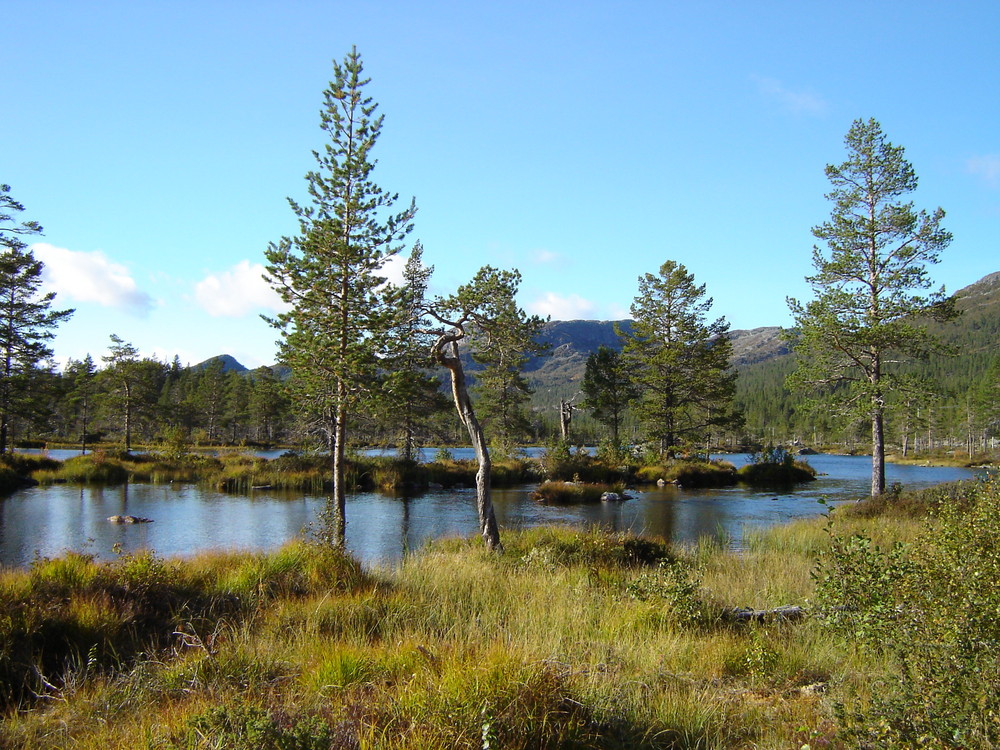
[728,605,804,622]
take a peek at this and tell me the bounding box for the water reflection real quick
[0,454,982,569]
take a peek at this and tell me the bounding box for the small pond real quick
[0,453,982,569]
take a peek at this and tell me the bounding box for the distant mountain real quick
[524,319,790,405]
[191,354,249,373]
[189,355,290,380]
[731,269,1000,435]
[728,326,789,366]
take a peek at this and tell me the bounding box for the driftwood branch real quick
[728,605,805,623]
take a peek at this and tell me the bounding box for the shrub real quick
[816,473,1000,746]
[625,558,707,626]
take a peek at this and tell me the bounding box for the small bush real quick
[625,558,707,626]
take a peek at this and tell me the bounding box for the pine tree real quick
[0,187,74,453]
[580,345,637,446]
[787,118,955,498]
[426,266,544,551]
[100,336,164,451]
[376,244,448,461]
[264,48,416,547]
[248,367,288,444]
[470,311,546,458]
[620,260,739,457]
[65,355,97,453]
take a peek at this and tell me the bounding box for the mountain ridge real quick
[208,270,1000,402]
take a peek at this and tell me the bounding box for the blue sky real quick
[4,1,998,369]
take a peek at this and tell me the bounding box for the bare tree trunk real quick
[124,381,132,453]
[436,339,502,551]
[331,397,347,547]
[872,409,886,498]
[559,399,572,441]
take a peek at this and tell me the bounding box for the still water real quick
[0,454,981,569]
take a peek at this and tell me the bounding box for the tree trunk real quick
[871,408,886,498]
[559,399,572,441]
[81,399,89,455]
[438,339,502,551]
[124,381,132,453]
[330,394,347,548]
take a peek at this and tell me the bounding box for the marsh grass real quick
[635,458,738,488]
[531,480,626,504]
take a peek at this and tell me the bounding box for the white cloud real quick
[378,253,408,287]
[195,260,287,317]
[528,292,596,320]
[32,243,154,316]
[751,75,828,116]
[534,249,561,264]
[606,303,630,320]
[968,154,1000,187]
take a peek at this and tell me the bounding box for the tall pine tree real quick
[787,118,955,498]
[0,186,73,453]
[580,345,637,447]
[265,48,416,547]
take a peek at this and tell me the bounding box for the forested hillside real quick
[521,270,999,452]
[18,270,995,454]
[734,271,1000,449]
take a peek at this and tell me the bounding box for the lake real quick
[0,453,981,569]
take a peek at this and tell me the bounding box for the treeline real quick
[13,350,291,451]
[11,320,1000,461]
[14,343,578,454]
[736,352,1000,459]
